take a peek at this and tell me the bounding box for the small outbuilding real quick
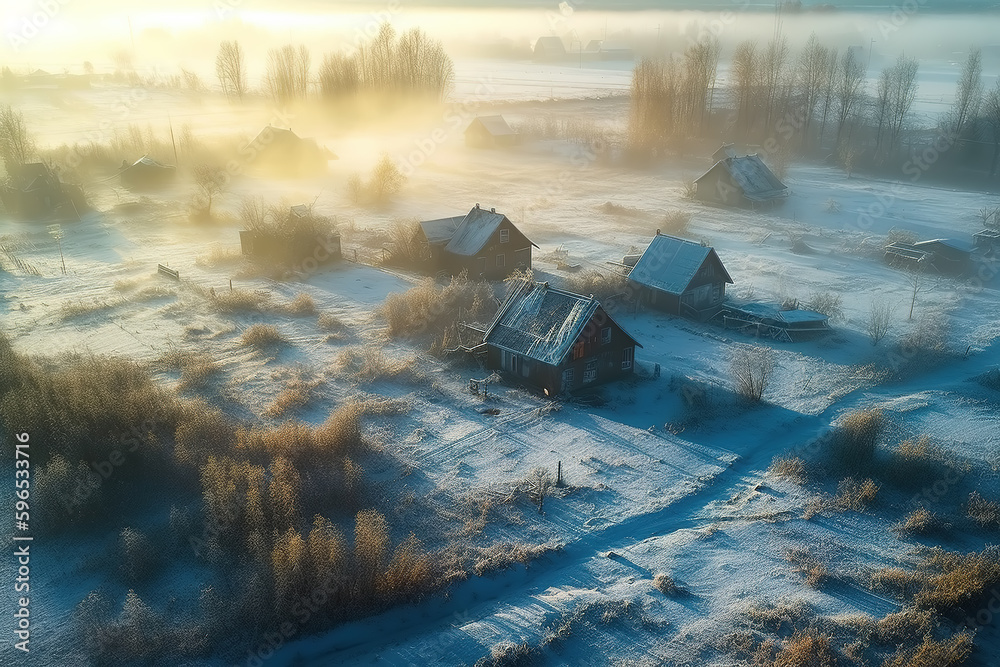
[120,156,176,189]
[694,154,787,208]
[627,232,734,320]
[723,303,831,343]
[533,36,567,61]
[0,163,80,219]
[465,116,518,149]
[884,238,972,275]
[973,229,1000,254]
[484,280,642,395]
[418,204,537,280]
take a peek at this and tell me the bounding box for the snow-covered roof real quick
[468,115,516,137]
[735,303,828,325]
[419,215,465,245]
[446,205,507,256]
[484,282,601,366]
[628,234,732,296]
[914,238,973,253]
[697,155,787,202]
[127,155,173,170]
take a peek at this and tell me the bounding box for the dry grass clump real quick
[263,378,320,418]
[913,547,1000,615]
[562,270,628,303]
[828,409,884,474]
[806,292,844,321]
[282,292,316,316]
[240,324,287,351]
[132,285,176,302]
[60,297,123,320]
[767,632,838,667]
[833,477,879,512]
[870,568,926,599]
[318,312,349,342]
[159,350,221,391]
[653,573,683,596]
[195,246,243,267]
[379,272,496,348]
[211,288,270,313]
[336,345,416,383]
[769,457,807,483]
[471,542,561,577]
[881,632,972,667]
[900,508,947,536]
[119,528,159,583]
[742,600,814,636]
[785,549,830,588]
[966,491,1000,530]
[874,608,932,643]
[475,642,543,667]
[597,201,645,217]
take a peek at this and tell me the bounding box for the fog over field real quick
[2,1,1000,666]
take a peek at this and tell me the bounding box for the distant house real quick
[483,281,642,395]
[239,205,341,266]
[242,126,337,176]
[0,163,80,219]
[627,232,734,320]
[120,156,176,189]
[884,238,972,274]
[465,116,518,149]
[694,154,788,207]
[418,204,537,280]
[581,40,634,61]
[533,36,566,61]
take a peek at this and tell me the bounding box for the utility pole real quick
[47,224,65,275]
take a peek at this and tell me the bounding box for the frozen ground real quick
[3,83,1000,665]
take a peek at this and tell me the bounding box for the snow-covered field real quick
[3,80,1000,666]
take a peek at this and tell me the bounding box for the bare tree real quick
[984,79,1000,177]
[835,47,867,149]
[681,36,721,135]
[761,35,791,130]
[527,467,553,513]
[192,165,224,218]
[263,44,311,105]
[732,40,760,137]
[907,268,923,321]
[867,299,893,345]
[319,52,360,100]
[874,54,919,162]
[216,40,248,102]
[0,104,36,181]
[369,154,405,203]
[950,46,983,139]
[628,56,680,151]
[730,344,774,403]
[796,33,830,150]
[817,47,839,146]
[238,194,273,230]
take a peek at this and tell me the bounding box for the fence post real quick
[557,461,562,487]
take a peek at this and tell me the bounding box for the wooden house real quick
[241,126,337,176]
[627,232,733,320]
[465,116,518,148]
[120,156,176,189]
[418,204,537,280]
[484,281,642,395]
[694,154,787,207]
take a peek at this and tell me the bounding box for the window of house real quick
[621,347,634,370]
[496,254,505,268]
[500,229,510,244]
[562,367,575,387]
[572,340,586,360]
[601,327,611,345]
[583,359,598,383]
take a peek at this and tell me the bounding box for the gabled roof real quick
[484,281,640,366]
[420,205,537,256]
[696,154,787,202]
[244,126,338,160]
[628,234,733,296]
[535,36,566,52]
[126,155,174,170]
[914,238,973,253]
[712,143,737,160]
[419,215,465,245]
[467,115,516,137]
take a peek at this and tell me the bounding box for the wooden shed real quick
[465,116,518,149]
[418,204,537,280]
[694,154,787,208]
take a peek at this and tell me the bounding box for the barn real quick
[465,116,518,149]
[694,154,787,208]
[627,232,734,320]
[484,281,642,396]
[418,204,537,280]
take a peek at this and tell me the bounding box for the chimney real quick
[656,228,661,236]
[475,203,480,209]
[491,207,495,213]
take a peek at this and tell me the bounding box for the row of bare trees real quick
[213,23,453,106]
[630,32,1000,176]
